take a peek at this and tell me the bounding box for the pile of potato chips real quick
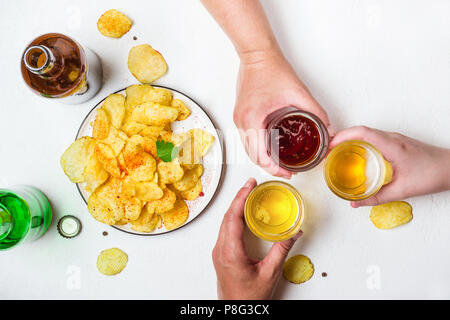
[61,84,214,233]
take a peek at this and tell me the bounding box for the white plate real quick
[76,85,224,235]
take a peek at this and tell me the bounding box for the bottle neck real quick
[23,45,60,77]
[0,203,13,241]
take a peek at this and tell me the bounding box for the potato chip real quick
[147,88,172,105]
[189,129,215,156]
[123,137,156,182]
[88,187,122,225]
[283,255,314,284]
[171,99,191,121]
[94,142,121,177]
[131,102,178,126]
[100,126,128,156]
[166,184,182,200]
[97,248,128,276]
[159,130,173,143]
[83,142,109,193]
[130,134,157,158]
[88,178,142,224]
[172,164,203,191]
[125,84,153,109]
[135,181,164,201]
[130,207,161,233]
[115,219,128,226]
[370,201,413,230]
[157,160,184,184]
[140,125,164,138]
[145,188,177,214]
[121,120,147,137]
[92,108,110,140]
[171,132,189,147]
[161,200,189,231]
[128,44,168,83]
[180,179,203,201]
[97,9,132,38]
[177,138,202,165]
[182,164,196,171]
[101,94,125,129]
[60,136,93,183]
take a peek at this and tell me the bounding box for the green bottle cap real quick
[57,215,82,238]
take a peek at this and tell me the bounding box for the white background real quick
[0,0,449,300]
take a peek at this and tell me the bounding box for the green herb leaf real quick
[156,140,178,162]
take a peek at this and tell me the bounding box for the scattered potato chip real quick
[131,207,160,233]
[145,188,177,214]
[370,201,413,230]
[131,102,179,126]
[283,255,314,284]
[101,94,125,129]
[157,160,184,184]
[97,248,128,276]
[180,179,203,201]
[171,99,191,121]
[128,44,168,83]
[161,200,189,231]
[60,137,93,183]
[173,164,203,191]
[97,9,132,38]
[94,142,121,177]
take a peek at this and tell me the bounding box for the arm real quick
[201,0,281,63]
[201,0,330,178]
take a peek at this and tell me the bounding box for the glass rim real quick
[244,180,304,242]
[266,108,330,172]
[324,140,387,201]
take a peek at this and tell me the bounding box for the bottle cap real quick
[57,215,82,238]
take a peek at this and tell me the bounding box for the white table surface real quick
[1,0,449,300]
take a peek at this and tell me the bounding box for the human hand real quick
[233,51,330,179]
[330,126,450,208]
[212,178,302,300]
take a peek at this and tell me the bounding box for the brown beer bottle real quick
[21,33,102,104]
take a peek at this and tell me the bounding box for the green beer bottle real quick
[0,186,52,250]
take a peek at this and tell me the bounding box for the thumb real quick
[262,231,303,272]
[350,183,399,208]
[351,196,381,208]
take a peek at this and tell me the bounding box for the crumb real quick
[321,272,327,277]
[102,231,108,236]
[133,36,138,40]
